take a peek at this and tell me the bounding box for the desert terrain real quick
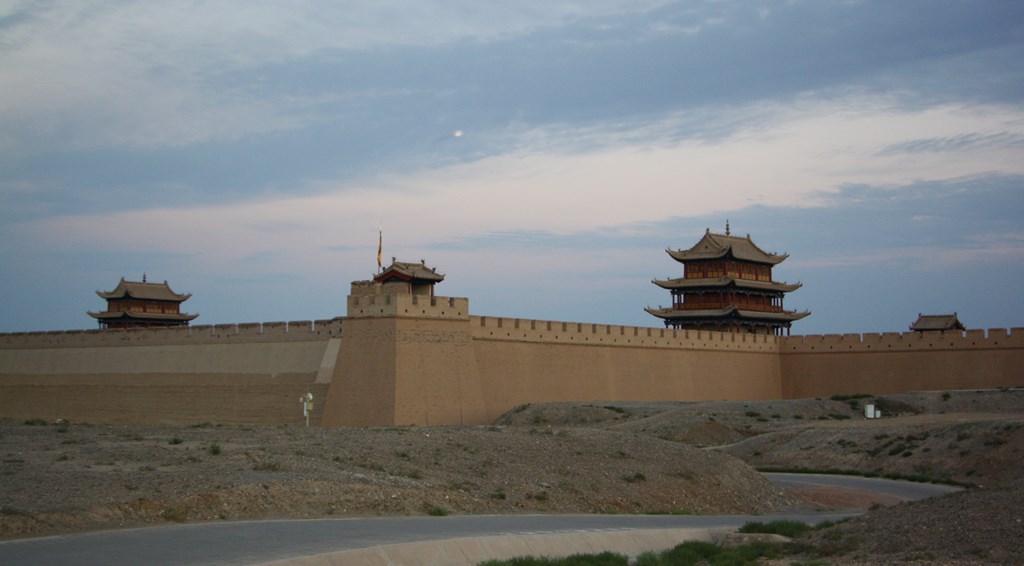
[2,388,1023,564]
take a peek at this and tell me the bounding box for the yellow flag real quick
[377,227,382,270]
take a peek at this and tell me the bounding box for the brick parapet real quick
[780,328,1024,354]
[471,316,780,352]
[0,319,344,349]
[347,294,469,320]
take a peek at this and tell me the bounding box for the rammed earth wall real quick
[0,320,342,425]
[1,298,1022,426]
[780,329,1024,398]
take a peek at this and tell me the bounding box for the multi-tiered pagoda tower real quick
[646,225,809,335]
[88,276,198,329]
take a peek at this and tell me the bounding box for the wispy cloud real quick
[0,1,671,151]
[877,131,1024,156]
[14,97,1024,268]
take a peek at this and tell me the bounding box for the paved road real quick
[0,474,957,566]
[762,472,962,500]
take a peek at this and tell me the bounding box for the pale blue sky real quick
[1,1,1022,334]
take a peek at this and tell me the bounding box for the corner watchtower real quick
[347,259,468,320]
[321,259,484,427]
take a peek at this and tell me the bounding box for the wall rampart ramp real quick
[1,292,1022,426]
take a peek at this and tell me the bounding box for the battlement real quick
[781,327,1024,353]
[347,293,469,320]
[0,319,344,349]
[471,316,780,352]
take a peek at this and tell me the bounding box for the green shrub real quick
[739,520,811,537]
[426,505,449,516]
[207,442,221,455]
[168,437,183,445]
[481,551,629,565]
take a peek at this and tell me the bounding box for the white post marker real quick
[300,392,314,427]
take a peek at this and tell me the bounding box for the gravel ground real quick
[789,478,1024,565]
[0,420,792,539]
[3,389,1023,565]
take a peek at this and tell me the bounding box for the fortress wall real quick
[0,320,343,425]
[321,297,486,427]
[468,316,782,422]
[320,317,398,427]
[780,328,1024,398]
[0,374,329,425]
[3,299,1023,427]
[0,341,335,376]
[393,317,487,426]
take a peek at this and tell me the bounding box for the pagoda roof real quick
[375,260,445,284]
[644,305,811,323]
[667,230,788,265]
[910,313,965,332]
[96,278,192,302]
[87,311,199,322]
[652,276,801,293]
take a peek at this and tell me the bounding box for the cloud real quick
[13,96,1024,272]
[877,132,1024,156]
[0,1,672,151]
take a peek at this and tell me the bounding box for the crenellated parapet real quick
[0,319,344,349]
[472,316,780,352]
[347,293,469,320]
[780,328,1024,353]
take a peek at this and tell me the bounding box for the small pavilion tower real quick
[373,258,445,296]
[910,313,966,332]
[88,276,198,329]
[645,226,809,335]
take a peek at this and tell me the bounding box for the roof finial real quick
[725,220,730,236]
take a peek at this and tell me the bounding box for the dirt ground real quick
[3,388,1023,564]
[0,420,792,539]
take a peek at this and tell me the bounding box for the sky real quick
[1,0,1023,335]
